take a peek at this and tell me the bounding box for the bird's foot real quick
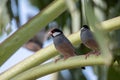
[94,51,100,56]
[55,55,71,62]
[85,52,92,59]
[54,57,61,63]
[85,51,100,59]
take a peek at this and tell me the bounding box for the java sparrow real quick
[49,28,77,59]
[49,28,85,69]
[80,25,100,58]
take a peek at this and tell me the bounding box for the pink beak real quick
[48,31,52,37]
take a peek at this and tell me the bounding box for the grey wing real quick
[55,36,76,57]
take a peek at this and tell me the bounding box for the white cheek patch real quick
[53,32,61,37]
[81,27,84,30]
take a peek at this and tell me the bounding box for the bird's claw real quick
[54,57,61,63]
[85,51,100,59]
[85,52,92,59]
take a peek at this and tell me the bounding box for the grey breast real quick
[81,29,94,43]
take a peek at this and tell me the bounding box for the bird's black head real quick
[82,25,90,29]
[50,28,63,37]
[80,25,90,33]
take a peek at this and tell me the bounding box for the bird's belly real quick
[84,40,98,50]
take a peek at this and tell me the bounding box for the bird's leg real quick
[85,51,93,59]
[55,56,69,62]
[54,55,62,63]
[85,50,100,59]
[55,55,70,62]
[55,58,61,63]
[93,50,100,56]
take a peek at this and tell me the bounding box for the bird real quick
[80,25,100,58]
[49,28,85,69]
[49,28,77,59]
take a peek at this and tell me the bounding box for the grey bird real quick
[49,28,85,69]
[49,28,76,59]
[80,25,100,58]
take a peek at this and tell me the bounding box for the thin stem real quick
[11,55,104,80]
[101,16,120,32]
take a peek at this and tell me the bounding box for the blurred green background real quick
[0,0,120,80]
